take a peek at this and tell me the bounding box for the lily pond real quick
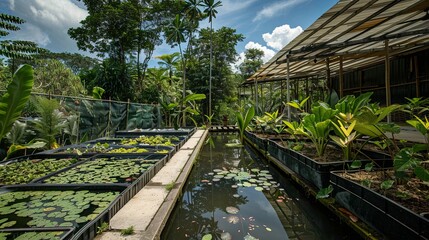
[41,157,159,184]
[162,133,359,240]
[0,189,119,231]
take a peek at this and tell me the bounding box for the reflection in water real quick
[162,134,358,240]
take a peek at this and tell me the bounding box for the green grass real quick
[121,226,134,235]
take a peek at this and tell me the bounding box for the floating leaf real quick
[266,227,272,231]
[202,234,212,240]
[227,215,240,224]
[225,207,239,214]
[255,187,263,191]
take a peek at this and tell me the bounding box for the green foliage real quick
[165,181,175,191]
[380,180,394,191]
[97,222,109,234]
[236,106,255,143]
[92,86,105,99]
[121,226,134,236]
[0,65,34,142]
[394,146,429,182]
[32,59,86,96]
[302,105,337,157]
[239,48,264,79]
[286,96,310,113]
[330,120,358,160]
[316,185,333,199]
[31,97,66,149]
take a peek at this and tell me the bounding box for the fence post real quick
[126,99,130,130]
[157,104,161,128]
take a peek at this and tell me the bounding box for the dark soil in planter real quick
[275,141,390,164]
[340,170,429,215]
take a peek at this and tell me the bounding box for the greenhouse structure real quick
[242,0,429,122]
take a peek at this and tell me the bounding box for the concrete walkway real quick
[97,129,208,240]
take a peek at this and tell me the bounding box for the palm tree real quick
[155,52,180,81]
[203,0,222,120]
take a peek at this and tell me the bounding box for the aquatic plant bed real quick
[265,139,391,190]
[41,142,174,158]
[0,156,83,186]
[330,170,429,239]
[38,157,163,184]
[115,127,195,137]
[0,227,74,240]
[0,186,122,238]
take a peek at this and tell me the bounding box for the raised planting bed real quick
[36,155,166,185]
[0,156,85,186]
[330,170,429,239]
[0,184,124,240]
[244,131,269,153]
[0,227,74,240]
[115,127,195,137]
[39,142,174,159]
[265,139,392,190]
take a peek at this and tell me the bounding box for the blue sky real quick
[1,0,337,68]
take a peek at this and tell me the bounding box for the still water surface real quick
[162,133,359,240]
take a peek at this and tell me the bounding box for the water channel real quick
[162,133,360,240]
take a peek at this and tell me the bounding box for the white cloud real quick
[11,24,51,47]
[253,0,307,22]
[262,24,303,50]
[245,41,276,63]
[6,0,88,53]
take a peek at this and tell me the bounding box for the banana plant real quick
[236,106,255,143]
[0,65,34,142]
[302,105,338,157]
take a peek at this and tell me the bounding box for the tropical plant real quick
[31,97,66,149]
[330,120,358,161]
[406,115,429,151]
[202,0,222,118]
[286,96,310,119]
[0,65,34,142]
[0,14,44,68]
[155,52,180,80]
[394,146,429,182]
[301,105,337,157]
[92,86,105,99]
[236,106,255,143]
[402,97,429,118]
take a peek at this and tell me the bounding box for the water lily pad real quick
[244,233,259,240]
[254,187,264,191]
[227,215,240,224]
[202,233,212,240]
[213,169,222,172]
[225,206,239,214]
[212,178,220,182]
[213,175,224,179]
[251,168,260,172]
[220,232,232,240]
[233,194,240,198]
[231,185,238,188]
[243,182,252,187]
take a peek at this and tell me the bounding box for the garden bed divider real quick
[330,170,429,239]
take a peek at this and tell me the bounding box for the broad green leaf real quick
[202,234,212,240]
[414,166,429,182]
[316,185,333,199]
[0,65,34,141]
[349,160,362,169]
[380,180,394,190]
[365,162,374,172]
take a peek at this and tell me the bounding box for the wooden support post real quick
[385,40,391,123]
[414,56,420,97]
[305,77,309,112]
[325,58,330,101]
[339,56,344,98]
[255,79,258,115]
[286,56,291,121]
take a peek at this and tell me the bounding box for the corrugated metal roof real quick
[245,0,429,84]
